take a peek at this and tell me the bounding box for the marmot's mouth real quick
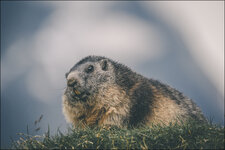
[67,88,90,102]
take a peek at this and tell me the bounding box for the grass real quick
[12,119,224,149]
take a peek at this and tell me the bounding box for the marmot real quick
[62,55,206,128]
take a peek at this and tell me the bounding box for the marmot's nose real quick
[67,78,78,87]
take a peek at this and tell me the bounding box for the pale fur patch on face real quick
[67,71,77,80]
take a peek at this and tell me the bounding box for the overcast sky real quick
[1,1,224,148]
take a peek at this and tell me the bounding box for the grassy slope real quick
[12,119,224,149]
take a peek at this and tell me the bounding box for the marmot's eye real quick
[85,65,94,73]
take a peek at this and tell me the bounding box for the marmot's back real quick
[62,55,206,128]
[129,78,206,126]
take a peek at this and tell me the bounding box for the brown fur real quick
[145,85,187,125]
[62,56,206,128]
[63,85,130,127]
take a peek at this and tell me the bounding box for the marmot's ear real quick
[100,59,108,71]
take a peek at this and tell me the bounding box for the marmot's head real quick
[64,56,115,103]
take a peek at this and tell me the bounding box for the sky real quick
[1,1,224,148]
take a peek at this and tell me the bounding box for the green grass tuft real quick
[12,119,224,149]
